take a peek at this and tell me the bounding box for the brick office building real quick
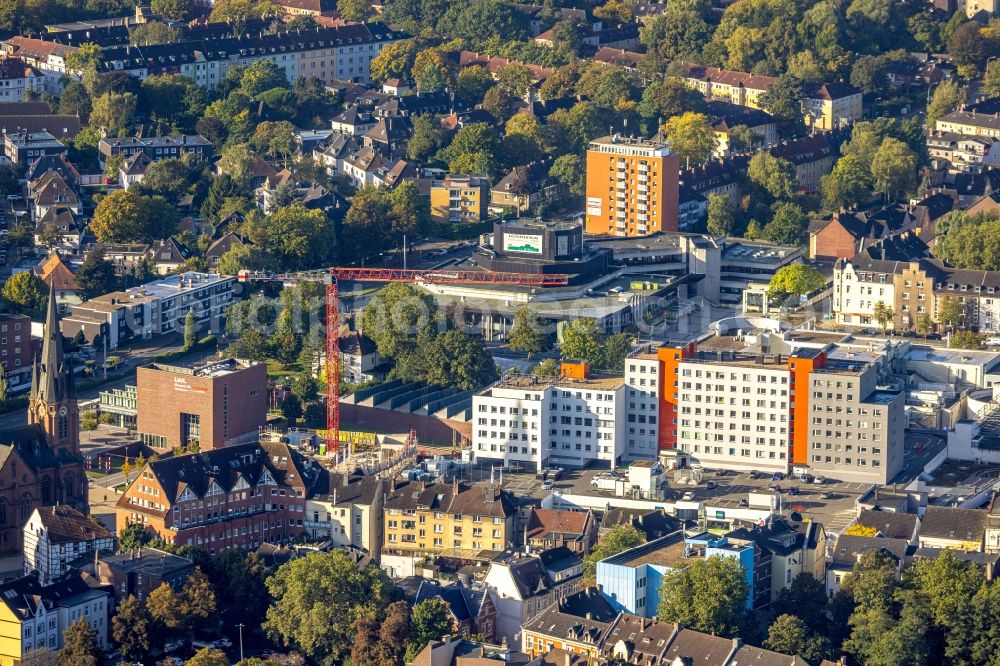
[136,358,267,451]
[116,440,323,552]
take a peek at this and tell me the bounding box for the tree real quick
[186,648,229,666]
[59,618,100,666]
[926,79,965,127]
[762,202,807,245]
[150,0,193,20]
[985,59,1000,97]
[211,0,279,32]
[263,550,394,663]
[338,0,374,21]
[2,271,48,318]
[112,596,151,660]
[183,310,198,349]
[181,567,216,628]
[938,296,965,329]
[844,590,931,666]
[90,190,176,243]
[639,2,712,61]
[951,330,986,350]
[412,48,454,92]
[507,308,552,358]
[410,598,451,652]
[407,114,444,162]
[381,600,412,666]
[657,556,749,638]
[118,523,147,550]
[872,300,894,331]
[251,120,297,166]
[241,59,289,97]
[456,66,495,106]
[352,615,382,666]
[533,358,560,376]
[841,549,899,613]
[255,204,334,270]
[843,523,879,537]
[147,582,184,637]
[933,212,1000,270]
[548,154,584,196]
[211,549,270,629]
[771,573,829,634]
[758,74,805,131]
[59,81,92,122]
[944,574,1000,665]
[765,614,831,664]
[870,137,917,202]
[560,318,603,367]
[370,40,418,83]
[89,91,136,135]
[281,393,303,424]
[948,22,991,71]
[822,153,871,209]
[637,77,706,120]
[915,312,934,338]
[706,193,735,236]
[662,112,717,167]
[583,524,645,583]
[481,86,519,122]
[426,329,499,390]
[748,152,797,200]
[768,263,826,301]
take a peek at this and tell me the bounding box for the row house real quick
[95,23,402,89]
[116,440,322,553]
[304,472,385,556]
[0,57,44,102]
[98,134,212,167]
[0,38,78,94]
[684,64,862,131]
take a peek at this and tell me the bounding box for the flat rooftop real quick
[615,536,699,569]
[490,373,625,391]
[498,218,580,232]
[903,345,1000,367]
[147,358,259,378]
[125,272,232,301]
[721,241,800,265]
[868,390,902,405]
[682,351,791,368]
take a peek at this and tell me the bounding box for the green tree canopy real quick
[263,551,395,663]
[657,555,749,638]
[583,524,645,583]
[767,263,826,300]
[2,272,48,318]
[507,308,552,357]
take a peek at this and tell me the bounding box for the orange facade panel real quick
[787,352,826,466]
[657,342,696,451]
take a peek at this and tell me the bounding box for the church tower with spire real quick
[28,287,79,456]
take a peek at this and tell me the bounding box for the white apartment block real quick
[676,356,792,474]
[471,366,625,471]
[624,351,661,460]
[832,258,897,328]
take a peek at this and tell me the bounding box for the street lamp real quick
[237,623,245,663]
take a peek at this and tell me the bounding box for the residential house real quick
[331,104,376,135]
[382,79,410,96]
[336,332,384,383]
[119,150,153,189]
[520,588,617,659]
[809,206,921,262]
[205,233,245,269]
[304,471,385,556]
[23,505,115,585]
[34,208,82,254]
[147,237,193,275]
[25,153,79,186]
[4,130,66,166]
[428,175,489,224]
[381,480,516,577]
[490,159,564,214]
[0,38,78,94]
[116,440,322,553]
[918,506,987,552]
[415,580,498,642]
[0,574,111,665]
[768,132,843,191]
[524,509,597,555]
[0,57,44,102]
[407,636,509,666]
[364,116,412,157]
[677,184,708,230]
[680,155,749,207]
[28,170,80,223]
[705,101,777,157]
[931,264,1000,334]
[725,518,827,605]
[827,534,908,595]
[376,92,451,118]
[35,252,80,309]
[99,135,211,167]
[483,550,586,649]
[853,509,920,543]
[276,0,336,16]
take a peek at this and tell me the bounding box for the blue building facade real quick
[595,531,755,618]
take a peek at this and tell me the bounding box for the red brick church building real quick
[0,287,87,553]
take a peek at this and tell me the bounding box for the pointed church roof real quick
[35,286,74,404]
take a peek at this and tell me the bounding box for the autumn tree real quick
[661,112,717,167]
[767,263,826,301]
[112,596,152,660]
[1,271,48,318]
[59,619,100,666]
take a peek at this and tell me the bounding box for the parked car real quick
[738,498,749,506]
[705,481,718,490]
[541,480,555,490]
[682,491,696,501]
[788,487,800,496]
[820,491,834,499]
[813,476,826,484]
[771,472,784,481]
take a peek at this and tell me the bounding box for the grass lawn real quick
[266,359,302,380]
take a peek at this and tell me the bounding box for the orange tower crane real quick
[237,267,569,455]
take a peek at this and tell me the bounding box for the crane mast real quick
[237,266,569,456]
